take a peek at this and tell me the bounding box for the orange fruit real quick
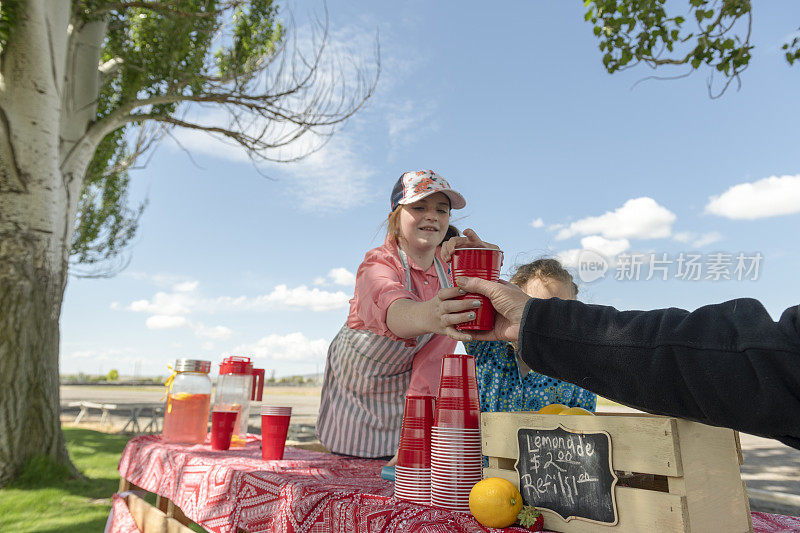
[558,407,594,416]
[536,403,568,414]
[468,477,524,528]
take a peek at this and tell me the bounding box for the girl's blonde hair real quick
[509,258,578,298]
[386,205,460,246]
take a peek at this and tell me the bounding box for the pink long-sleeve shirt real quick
[346,236,456,397]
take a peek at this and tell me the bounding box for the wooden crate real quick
[482,412,752,533]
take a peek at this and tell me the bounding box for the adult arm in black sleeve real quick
[517,297,800,449]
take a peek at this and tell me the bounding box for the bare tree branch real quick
[77,6,379,172]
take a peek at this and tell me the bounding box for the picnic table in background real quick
[69,401,163,434]
[112,434,800,533]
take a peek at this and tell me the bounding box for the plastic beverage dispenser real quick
[215,356,264,446]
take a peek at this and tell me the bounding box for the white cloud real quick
[109,302,120,310]
[231,332,328,362]
[386,99,438,150]
[531,218,545,228]
[673,231,692,243]
[556,235,631,268]
[706,174,800,220]
[146,315,189,330]
[128,292,194,316]
[674,231,723,248]
[173,281,199,292]
[312,277,326,286]
[256,284,350,312]
[276,134,376,212]
[556,249,582,269]
[192,324,233,340]
[555,197,676,241]
[580,235,631,257]
[693,231,723,247]
[327,267,356,286]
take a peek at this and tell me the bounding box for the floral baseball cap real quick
[390,170,466,211]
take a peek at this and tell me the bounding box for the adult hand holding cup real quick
[441,229,503,331]
[451,277,530,342]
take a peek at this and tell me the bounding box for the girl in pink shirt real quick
[316,170,482,459]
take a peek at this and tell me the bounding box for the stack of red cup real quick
[450,248,503,331]
[394,395,435,505]
[430,354,482,512]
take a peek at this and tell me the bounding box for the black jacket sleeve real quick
[517,297,800,449]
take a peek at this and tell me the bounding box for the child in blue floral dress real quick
[464,259,597,414]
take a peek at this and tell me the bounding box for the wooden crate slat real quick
[674,419,753,533]
[482,412,682,477]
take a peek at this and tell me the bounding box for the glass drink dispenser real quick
[162,359,212,444]
[214,356,264,446]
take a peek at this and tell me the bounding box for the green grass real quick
[0,427,136,533]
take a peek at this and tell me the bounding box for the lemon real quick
[536,403,568,414]
[468,477,524,528]
[558,407,594,416]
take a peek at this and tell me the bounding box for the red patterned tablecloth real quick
[117,434,800,533]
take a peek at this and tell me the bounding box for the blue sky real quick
[60,1,800,378]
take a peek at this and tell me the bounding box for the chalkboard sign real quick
[515,426,618,525]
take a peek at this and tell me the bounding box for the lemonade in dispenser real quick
[214,356,264,446]
[161,359,212,444]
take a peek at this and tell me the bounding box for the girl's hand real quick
[440,228,500,263]
[385,451,398,467]
[427,286,482,342]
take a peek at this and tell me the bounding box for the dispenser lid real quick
[173,359,211,373]
[220,355,253,375]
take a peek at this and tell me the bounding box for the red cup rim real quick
[452,247,504,253]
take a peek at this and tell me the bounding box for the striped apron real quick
[316,250,451,457]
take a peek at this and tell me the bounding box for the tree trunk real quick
[0,0,81,486]
[0,219,74,486]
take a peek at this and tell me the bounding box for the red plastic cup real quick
[261,405,292,460]
[433,355,480,429]
[397,395,434,468]
[210,409,238,451]
[449,248,503,331]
